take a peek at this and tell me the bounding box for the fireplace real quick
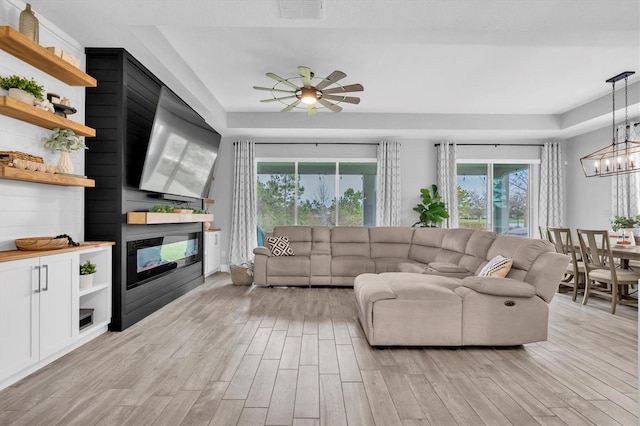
[126,232,202,290]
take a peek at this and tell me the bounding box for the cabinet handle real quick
[42,264,49,292]
[34,265,41,293]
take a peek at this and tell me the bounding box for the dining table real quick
[611,244,640,269]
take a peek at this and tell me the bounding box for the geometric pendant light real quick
[580,71,640,177]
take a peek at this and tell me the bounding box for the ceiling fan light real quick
[300,87,317,105]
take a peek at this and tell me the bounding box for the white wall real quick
[0,0,86,250]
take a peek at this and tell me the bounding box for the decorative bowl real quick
[15,237,68,251]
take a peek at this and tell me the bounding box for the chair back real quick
[539,225,550,240]
[576,229,617,279]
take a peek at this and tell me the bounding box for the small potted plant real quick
[412,184,450,227]
[42,128,87,174]
[610,215,640,245]
[0,74,44,105]
[79,260,97,289]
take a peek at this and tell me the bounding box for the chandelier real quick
[580,71,640,177]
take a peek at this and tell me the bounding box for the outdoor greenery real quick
[412,185,449,227]
[80,260,97,276]
[0,74,44,99]
[257,173,364,232]
[610,215,640,231]
[42,128,86,152]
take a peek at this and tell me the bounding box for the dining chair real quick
[538,225,549,240]
[547,227,584,302]
[576,229,640,314]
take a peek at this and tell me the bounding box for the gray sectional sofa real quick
[253,225,569,346]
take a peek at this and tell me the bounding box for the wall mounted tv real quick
[139,86,221,199]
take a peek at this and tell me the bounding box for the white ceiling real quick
[26,0,640,140]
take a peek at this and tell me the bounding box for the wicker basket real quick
[230,264,253,286]
[0,151,43,165]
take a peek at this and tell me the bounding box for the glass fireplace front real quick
[126,232,201,290]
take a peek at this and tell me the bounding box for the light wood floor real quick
[0,273,637,426]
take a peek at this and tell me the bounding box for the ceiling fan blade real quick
[281,99,302,112]
[307,105,318,116]
[322,84,364,94]
[322,94,360,104]
[318,98,343,113]
[315,70,347,90]
[298,66,312,87]
[266,72,299,90]
[261,95,297,103]
[253,86,296,94]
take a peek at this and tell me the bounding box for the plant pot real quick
[79,273,95,289]
[8,88,35,106]
[56,151,74,174]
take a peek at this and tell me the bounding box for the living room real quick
[0,0,638,425]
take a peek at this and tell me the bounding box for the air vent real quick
[280,0,324,19]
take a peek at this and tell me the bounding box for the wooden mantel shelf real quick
[0,96,96,137]
[0,26,97,87]
[0,164,95,187]
[127,212,214,225]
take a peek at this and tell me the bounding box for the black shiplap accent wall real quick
[85,48,205,331]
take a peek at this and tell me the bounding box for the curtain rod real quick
[234,142,379,146]
[433,143,544,147]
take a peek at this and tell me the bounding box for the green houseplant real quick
[610,215,640,231]
[412,184,450,227]
[42,128,86,174]
[0,74,44,104]
[79,260,97,289]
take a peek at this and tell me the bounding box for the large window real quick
[257,160,376,232]
[457,162,534,237]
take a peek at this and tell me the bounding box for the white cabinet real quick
[0,244,112,389]
[204,230,221,276]
[0,252,77,381]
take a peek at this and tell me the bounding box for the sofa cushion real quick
[462,276,536,298]
[478,255,513,278]
[331,226,371,257]
[273,226,312,256]
[370,227,414,259]
[427,262,469,274]
[331,255,375,277]
[267,235,295,257]
[267,255,310,276]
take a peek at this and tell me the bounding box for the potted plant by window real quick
[610,214,640,245]
[42,128,87,174]
[0,74,44,105]
[412,184,450,227]
[80,260,97,289]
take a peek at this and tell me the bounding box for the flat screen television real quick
[139,86,221,199]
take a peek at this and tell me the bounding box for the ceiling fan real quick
[254,66,364,116]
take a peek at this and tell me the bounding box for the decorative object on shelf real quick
[173,208,194,213]
[254,65,364,116]
[19,3,39,43]
[45,47,80,68]
[580,71,640,177]
[0,150,43,165]
[230,262,254,286]
[35,98,55,113]
[79,260,97,289]
[42,128,87,174]
[47,92,60,104]
[79,308,94,330]
[15,236,68,251]
[412,184,450,227]
[0,74,44,105]
[53,233,80,246]
[150,204,177,213]
[11,158,55,173]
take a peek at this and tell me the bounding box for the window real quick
[257,160,376,232]
[457,162,535,237]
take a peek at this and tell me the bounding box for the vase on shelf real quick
[8,88,35,106]
[19,3,39,43]
[56,151,73,174]
[79,273,94,289]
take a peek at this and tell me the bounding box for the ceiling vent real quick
[280,0,324,19]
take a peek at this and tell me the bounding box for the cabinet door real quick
[0,258,39,381]
[39,252,78,359]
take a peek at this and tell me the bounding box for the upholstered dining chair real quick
[576,229,640,314]
[547,227,584,301]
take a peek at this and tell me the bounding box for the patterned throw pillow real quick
[267,235,295,257]
[478,255,513,278]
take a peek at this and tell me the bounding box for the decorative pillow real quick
[267,235,295,257]
[478,255,513,278]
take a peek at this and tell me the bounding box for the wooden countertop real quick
[0,241,115,262]
[206,228,221,232]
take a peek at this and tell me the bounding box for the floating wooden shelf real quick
[204,199,215,204]
[0,26,97,87]
[0,96,96,137]
[127,212,214,225]
[0,164,95,187]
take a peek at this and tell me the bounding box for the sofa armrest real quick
[253,246,271,256]
[462,276,536,298]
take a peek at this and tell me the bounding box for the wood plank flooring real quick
[0,273,637,425]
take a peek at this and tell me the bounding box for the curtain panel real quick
[229,141,258,266]
[436,142,458,228]
[539,141,564,226]
[612,123,640,218]
[376,141,401,226]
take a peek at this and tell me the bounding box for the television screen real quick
[139,86,221,199]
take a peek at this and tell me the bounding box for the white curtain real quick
[612,123,640,218]
[539,141,564,226]
[436,142,458,228]
[376,141,401,226]
[229,141,257,266]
